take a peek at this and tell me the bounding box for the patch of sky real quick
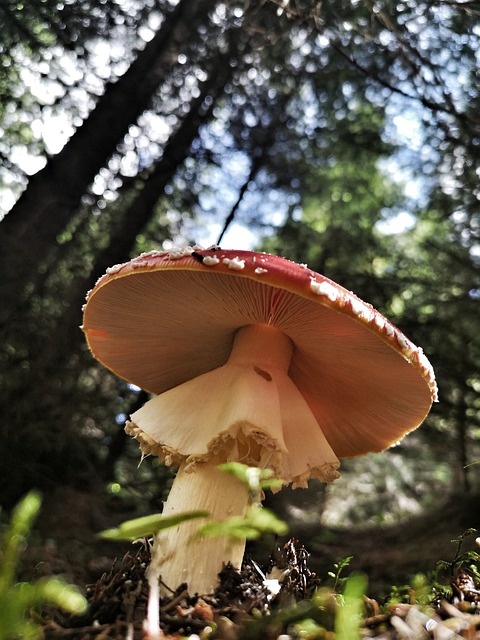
[375,92,436,235]
[193,185,293,250]
[115,413,128,425]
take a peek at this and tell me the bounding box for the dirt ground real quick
[18,486,480,638]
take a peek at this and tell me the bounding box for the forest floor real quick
[22,487,480,639]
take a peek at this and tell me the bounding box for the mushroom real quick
[82,245,437,596]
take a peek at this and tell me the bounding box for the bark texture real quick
[0,0,212,326]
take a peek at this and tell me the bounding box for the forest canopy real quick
[0,0,479,525]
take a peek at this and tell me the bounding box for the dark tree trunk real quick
[0,0,212,327]
[455,382,471,494]
[85,71,225,280]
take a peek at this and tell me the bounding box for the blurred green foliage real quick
[0,491,86,639]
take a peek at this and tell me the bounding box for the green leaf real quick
[11,578,87,613]
[98,510,209,541]
[198,505,288,542]
[0,491,42,592]
[335,573,367,640]
[218,462,284,494]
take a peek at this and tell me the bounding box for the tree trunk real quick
[0,0,213,327]
[32,46,234,375]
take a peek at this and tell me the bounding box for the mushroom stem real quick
[150,456,250,596]
[229,323,294,371]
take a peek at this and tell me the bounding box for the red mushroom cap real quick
[82,246,437,459]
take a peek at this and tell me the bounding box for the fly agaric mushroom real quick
[82,245,437,596]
